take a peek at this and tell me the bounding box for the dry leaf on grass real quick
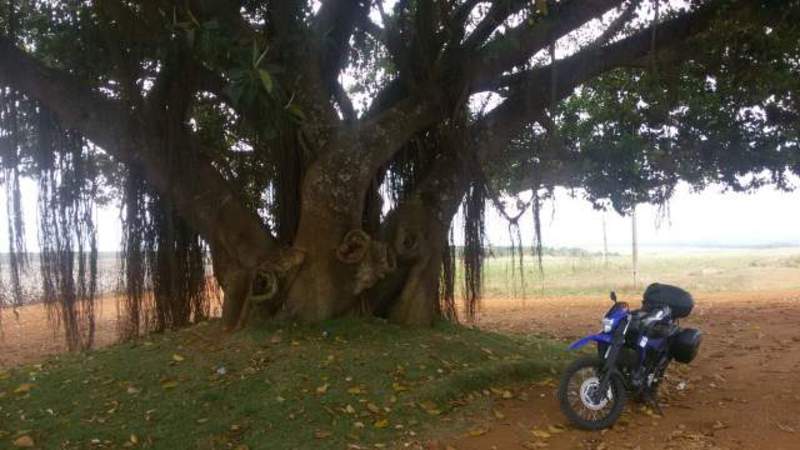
[13,435,34,448]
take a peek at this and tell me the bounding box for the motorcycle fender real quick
[568,333,613,351]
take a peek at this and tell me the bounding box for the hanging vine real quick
[462,180,485,322]
[35,116,99,351]
[118,168,213,338]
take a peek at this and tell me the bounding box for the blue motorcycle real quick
[557,283,703,430]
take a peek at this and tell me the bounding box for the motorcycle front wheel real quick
[557,355,626,430]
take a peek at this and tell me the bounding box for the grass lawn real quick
[0,318,569,449]
[477,248,800,298]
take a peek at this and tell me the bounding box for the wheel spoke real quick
[563,362,617,423]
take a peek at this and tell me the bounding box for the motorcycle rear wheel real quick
[557,355,626,430]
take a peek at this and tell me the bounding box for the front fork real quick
[595,316,629,402]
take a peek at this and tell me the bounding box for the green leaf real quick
[287,104,306,122]
[258,69,274,94]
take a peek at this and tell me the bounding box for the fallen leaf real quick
[392,382,408,392]
[160,379,179,389]
[14,384,34,395]
[172,354,185,362]
[374,418,389,428]
[13,435,34,448]
[531,429,551,439]
[418,400,441,415]
[316,384,329,395]
[367,403,381,414]
[314,430,332,439]
[468,426,489,437]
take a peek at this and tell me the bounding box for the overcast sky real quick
[477,181,800,253]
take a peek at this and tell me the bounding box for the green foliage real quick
[496,2,800,214]
[0,319,568,449]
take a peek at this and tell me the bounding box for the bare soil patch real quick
[447,290,800,450]
[0,297,121,368]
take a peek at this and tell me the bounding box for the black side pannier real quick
[643,283,694,318]
[669,328,702,363]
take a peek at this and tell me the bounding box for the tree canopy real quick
[0,0,798,347]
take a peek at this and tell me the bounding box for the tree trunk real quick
[281,148,396,321]
[382,199,449,326]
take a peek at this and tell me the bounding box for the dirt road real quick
[449,291,800,450]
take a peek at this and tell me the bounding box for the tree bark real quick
[370,137,471,325]
[378,199,450,326]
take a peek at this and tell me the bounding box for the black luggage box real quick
[642,283,694,318]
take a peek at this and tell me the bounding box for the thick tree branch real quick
[460,0,529,51]
[472,1,727,160]
[591,0,641,50]
[468,0,625,90]
[356,12,386,41]
[315,0,370,121]
[94,0,163,45]
[0,36,278,268]
[356,97,441,173]
[451,0,482,30]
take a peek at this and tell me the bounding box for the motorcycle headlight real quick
[602,317,614,333]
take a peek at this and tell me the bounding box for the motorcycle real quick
[557,283,703,430]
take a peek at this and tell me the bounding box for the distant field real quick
[470,247,800,299]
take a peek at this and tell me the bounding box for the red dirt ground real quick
[446,290,800,450]
[2,291,799,449]
[0,297,120,367]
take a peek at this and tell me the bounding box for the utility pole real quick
[602,212,609,268]
[631,205,639,288]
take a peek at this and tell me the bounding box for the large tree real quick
[0,0,798,344]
